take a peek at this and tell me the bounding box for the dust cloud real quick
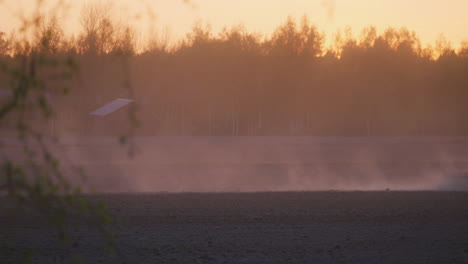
[56,137,468,193]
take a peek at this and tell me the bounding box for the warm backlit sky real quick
[1,0,467,48]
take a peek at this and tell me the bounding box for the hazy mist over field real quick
[4,136,460,193]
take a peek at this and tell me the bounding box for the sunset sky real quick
[1,0,467,48]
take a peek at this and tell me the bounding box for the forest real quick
[1,6,467,136]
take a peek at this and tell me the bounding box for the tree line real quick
[1,9,467,136]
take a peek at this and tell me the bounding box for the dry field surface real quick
[1,191,468,263]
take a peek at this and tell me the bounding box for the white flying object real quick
[90,98,134,116]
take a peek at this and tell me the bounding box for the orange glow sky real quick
[1,0,467,48]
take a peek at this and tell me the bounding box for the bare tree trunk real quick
[367,119,372,137]
[231,101,239,136]
[231,110,235,136]
[235,111,239,136]
[258,109,262,129]
[181,105,185,135]
[420,119,425,136]
[208,106,213,136]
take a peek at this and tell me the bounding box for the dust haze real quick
[36,136,465,193]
